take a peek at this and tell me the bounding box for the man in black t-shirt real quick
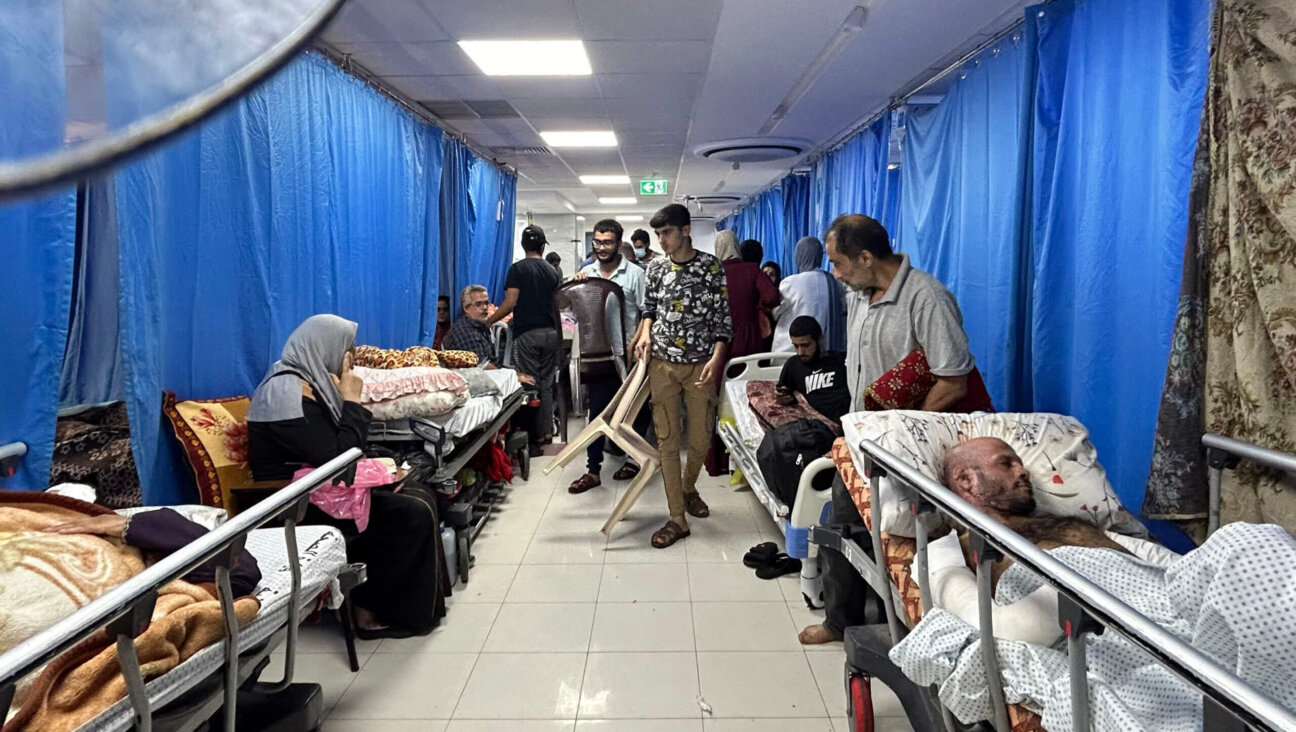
[776,316,850,424]
[489,225,561,454]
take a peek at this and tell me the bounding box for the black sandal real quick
[755,553,802,580]
[684,492,710,518]
[743,542,779,568]
[612,463,641,481]
[651,520,690,549]
[569,474,601,494]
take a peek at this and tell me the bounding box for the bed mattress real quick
[724,379,765,447]
[81,525,348,731]
[428,394,503,439]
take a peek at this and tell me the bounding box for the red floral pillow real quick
[163,391,252,509]
[864,349,936,410]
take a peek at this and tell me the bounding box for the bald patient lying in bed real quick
[927,437,1177,645]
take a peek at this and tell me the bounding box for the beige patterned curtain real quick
[1146,0,1296,536]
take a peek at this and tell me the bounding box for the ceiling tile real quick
[615,129,687,146]
[328,41,477,76]
[585,41,712,74]
[611,113,689,134]
[510,97,609,119]
[524,117,615,134]
[598,73,702,100]
[574,0,722,41]
[553,148,626,170]
[492,76,603,100]
[321,0,451,43]
[384,74,503,100]
[423,0,581,37]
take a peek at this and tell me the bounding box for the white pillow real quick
[840,411,1145,538]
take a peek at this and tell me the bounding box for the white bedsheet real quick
[724,379,765,447]
[83,525,347,731]
[483,367,521,396]
[892,523,1296,732]
[429,394,503,438]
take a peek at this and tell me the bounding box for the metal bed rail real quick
[851,437,1296,732]
[1204,433,1296,536]
[0,447,363,732]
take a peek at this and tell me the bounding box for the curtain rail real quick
[311,43,516,175]
[723,13,1030,220]
[0,448,362,688]
[856,437,1296,732]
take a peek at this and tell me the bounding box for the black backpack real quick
[756,418,837,508]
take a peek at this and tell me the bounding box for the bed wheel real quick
[847,673,874,732]
[456,531,471,584]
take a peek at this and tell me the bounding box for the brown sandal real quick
[684,492,710,518]
[651,520,690,548]
[568,474,601,494]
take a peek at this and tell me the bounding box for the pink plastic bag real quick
[293,458,393,532]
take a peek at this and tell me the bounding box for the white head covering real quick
[247,314,358,424]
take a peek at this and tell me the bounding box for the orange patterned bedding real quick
[829,438,1046,732]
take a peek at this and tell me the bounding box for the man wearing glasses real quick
[443,284,502,368]
[566,219,648,495]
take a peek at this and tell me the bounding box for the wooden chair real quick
[542,357,659,536]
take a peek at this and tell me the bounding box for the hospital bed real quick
[0,447,361,732]
[367,367,526,584]
[717,353,837,609]
[813,419,1296,732]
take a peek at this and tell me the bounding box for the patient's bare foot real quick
[798,624,841,645]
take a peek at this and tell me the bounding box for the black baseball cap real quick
[521,225,548,248]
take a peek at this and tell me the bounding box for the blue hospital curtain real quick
[0,0,77,490]
[1026,0,1211,510]
[810,114,895,244]
[110,53,447,504]
[781,173,812,273]
[899,38,1032,412]
[440,137,474,314]
[468,156,518,303]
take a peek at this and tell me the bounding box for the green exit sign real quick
[640,179,669,196]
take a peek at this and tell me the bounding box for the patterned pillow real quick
[401,346,440,368]
[840,410,1145,538]
[163,391,252,510]
[435,349,480,368]
[864,349,936,410]
[353,366,469,404]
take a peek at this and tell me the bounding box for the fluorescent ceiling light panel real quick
[540,130,617,148]
[616,215,644,222]
[599,196,637,205]
[458,40,591,76]
[579,174,631,185]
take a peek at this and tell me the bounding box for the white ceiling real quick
[319,0,1027,218]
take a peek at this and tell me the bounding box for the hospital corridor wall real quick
[720,0,1211,546]
[6,51,517,505]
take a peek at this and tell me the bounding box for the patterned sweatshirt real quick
[641,250,733,363]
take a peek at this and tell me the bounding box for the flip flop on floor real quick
[743,541,779,568]
[755,553,802,580]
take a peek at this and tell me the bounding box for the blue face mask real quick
[634,247,648,259]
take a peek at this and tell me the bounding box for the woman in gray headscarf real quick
[772,236,846,353]
[248,314,448,639]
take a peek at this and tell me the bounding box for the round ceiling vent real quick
[692,195,742,205]
[693,137,810,163]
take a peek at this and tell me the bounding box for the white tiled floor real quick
[287,453,914,731]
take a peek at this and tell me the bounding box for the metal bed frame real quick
[368,388,526,585]
[717,353,837,609]
[0,447,363,732]
[814,433,1296,732]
